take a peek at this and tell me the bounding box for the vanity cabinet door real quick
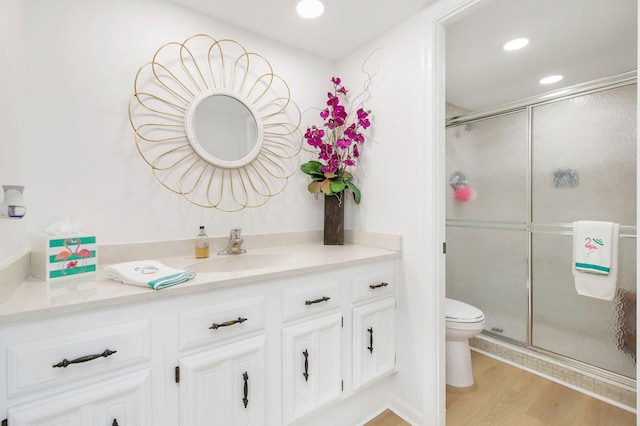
[178,335,264,426]
[352,297,396,390]
[282,312,342,425]
[7,370,151,426]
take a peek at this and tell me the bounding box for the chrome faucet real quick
[218,228,246,255]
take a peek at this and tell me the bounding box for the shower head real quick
[449,171,468,189]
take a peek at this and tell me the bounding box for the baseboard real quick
[389,397,421,425]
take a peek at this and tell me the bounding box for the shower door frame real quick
[446,71,638,386]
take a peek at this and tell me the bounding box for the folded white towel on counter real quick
[104,260,196,290]
[573,221,615,275]
[572,221,619,301]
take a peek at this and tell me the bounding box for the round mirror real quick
[129,35,302,212]
[185,89,264,168]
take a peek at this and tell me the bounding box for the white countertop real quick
[0,243,400,324]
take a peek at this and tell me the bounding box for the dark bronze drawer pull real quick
[367,327,374,353]
[112,419,119,426]
[243,371,249,408]
[305,296,330,306]
[52,349,117,368]
[303,349,309,381]
[369,282,389,289]
[209,317,247,330]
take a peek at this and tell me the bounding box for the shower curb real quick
[470,335,636,411]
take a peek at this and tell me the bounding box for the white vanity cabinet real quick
[282,313,342,424]
[0,310,156,426]
[281,277,345,425]
[280,261,397,425]
[178,335,265,425]
[351,266,396,390]
[7,370,151,426]
[0,251,399,426]
[173,296,266,426]
[352,298,396,390]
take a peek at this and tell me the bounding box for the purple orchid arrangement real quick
[300,77,372,204]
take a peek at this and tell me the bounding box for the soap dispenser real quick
[195,226,210,259]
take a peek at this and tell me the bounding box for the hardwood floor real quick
[366,351,636,426]
[446,351,636,426]
[365,409,410,426]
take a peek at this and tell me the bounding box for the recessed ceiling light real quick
[502,37,530,51]
[539,75,563,85]
[296,0,325,19]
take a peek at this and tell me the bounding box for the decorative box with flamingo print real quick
[31,234,97,281]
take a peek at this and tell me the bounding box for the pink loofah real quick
[454,185,473,202]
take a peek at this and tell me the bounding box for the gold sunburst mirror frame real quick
[128,34,302,212]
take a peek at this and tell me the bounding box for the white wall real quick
[336,13,435,424]
[0,0,334,266]
[0,0,467,424]
[0,0,29,265]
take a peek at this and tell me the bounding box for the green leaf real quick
[300,161,323,176]
[346,181,361,204]
[330,180,346,194]
[310,174,325,181]
[301,161,324,181]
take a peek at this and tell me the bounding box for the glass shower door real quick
[446,111,529,343]
[531,84,637,378]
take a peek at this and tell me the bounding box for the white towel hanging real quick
[573,221,614,275]
[572,221,619,301]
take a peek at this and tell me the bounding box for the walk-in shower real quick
[445,73,637,384]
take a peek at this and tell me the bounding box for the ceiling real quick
[166,0,637,113]
[446,0,638,112]
[166,0,438,61]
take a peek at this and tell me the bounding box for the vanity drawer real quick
[351,264,395,304]
[8,318,151,397]
[178,296,265,351]
[282,279,341,322]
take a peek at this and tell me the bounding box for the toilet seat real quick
[445,298,484,323]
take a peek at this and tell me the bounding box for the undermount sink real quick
[185,253,296,273]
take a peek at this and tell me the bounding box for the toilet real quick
[445,298,485,387]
